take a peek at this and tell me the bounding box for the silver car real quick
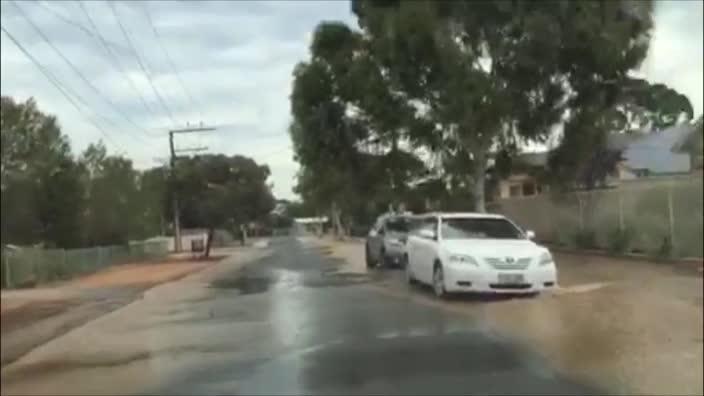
[365,214,414,268]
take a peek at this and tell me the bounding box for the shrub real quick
[607,227,634,254]
[573,229,597,249]
[655,235,674,259]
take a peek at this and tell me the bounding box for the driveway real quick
[1,236,701,395]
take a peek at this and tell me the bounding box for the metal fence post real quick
[99,246,105,268]
[61,248,66,279]
[3,252,12,289]
[577,192,584,230]
[618,188,624,231]
[667,182,676,254]
[32,248,39,284]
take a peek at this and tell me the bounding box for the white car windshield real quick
[440,217,524,240]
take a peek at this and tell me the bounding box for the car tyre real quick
[377,248,388,269]
[382,251,394,268]
[433,264,447,299]
[365,244,375,268]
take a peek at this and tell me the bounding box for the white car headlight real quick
[448,254,478,265]
[539,251,554,266]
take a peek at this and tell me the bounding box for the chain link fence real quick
[0,240,169,289]
[489,176,703,258]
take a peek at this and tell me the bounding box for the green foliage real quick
[290,19,428,229]
[1,96,84,247]
[573,229,597,250]
[292,0,657,220]
[655,235,674,259]
[607,227,634,254]
[80,143,156,246]
[1,96,169,249]
[172,154,275,254]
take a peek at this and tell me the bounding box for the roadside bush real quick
[654,235,674,259]
[573,229,597,249]
[607,227,634,254]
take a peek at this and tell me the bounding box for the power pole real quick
[169,125,215,252]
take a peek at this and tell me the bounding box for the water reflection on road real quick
[2,237,608,395]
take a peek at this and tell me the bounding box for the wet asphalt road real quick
[148,236,602,395]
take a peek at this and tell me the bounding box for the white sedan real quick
[405,212,557,298]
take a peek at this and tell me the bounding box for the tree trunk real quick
[204,227,214,258]
[331,201,344,239]
[472,150,487,213]
[239,225,247,246]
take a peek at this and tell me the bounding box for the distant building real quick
[294,216,328,234]
[492,122,701,200]
[494,152,550,199]
[148,228,208,252]
[607,123,698,179]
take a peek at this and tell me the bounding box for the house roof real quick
[608,124,696,152]
[514,152,549,167]
[608,124,695,173]
[606,132,642,151]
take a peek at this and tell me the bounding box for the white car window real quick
[440,217,524,240]
[411,217,437,237]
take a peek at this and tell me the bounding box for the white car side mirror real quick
[525,230,536,240]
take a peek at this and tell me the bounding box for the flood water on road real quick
[2,237,606,395]
[150,237,603,395]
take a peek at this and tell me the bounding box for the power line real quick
[34,1,134,57]
[140,1,202,121]
[33,1,160,137]
[11,0,155,144]
[75,1,161,124]
[1,25,122,150]
[107,1,178,128]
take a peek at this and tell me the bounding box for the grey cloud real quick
[3,0,700,199]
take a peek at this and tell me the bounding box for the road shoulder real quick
[1,255,217,367]
[318,237,704,396]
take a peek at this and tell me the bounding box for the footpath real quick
[0,253,222,366]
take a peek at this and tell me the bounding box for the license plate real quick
[497,273,524,284]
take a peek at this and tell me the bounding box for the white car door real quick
[407,220,427,280]
[406,234,421,276]
[420,217,440,283]
[408,216,436,284]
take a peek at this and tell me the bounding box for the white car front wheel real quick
[433,265,446,298]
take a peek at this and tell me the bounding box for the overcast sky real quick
[1,1,702,199]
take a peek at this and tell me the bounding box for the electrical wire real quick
[11,0,155,145]
[34,1,133,58]
[140,0,202,121]
[1,25,122,150]
[76,1,161,125]
[107,1,178,128]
